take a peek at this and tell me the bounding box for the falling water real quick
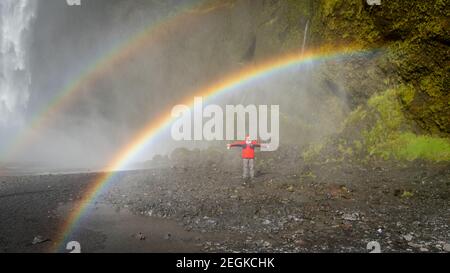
[301,20,309,56]
[291,19,311,97]
[0,0,36,126]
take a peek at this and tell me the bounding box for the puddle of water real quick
[57,203,207,253]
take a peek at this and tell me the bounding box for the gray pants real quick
[243,159,255,178]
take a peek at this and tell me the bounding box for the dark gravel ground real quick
[103,156,450,252]
[0,146,449,253]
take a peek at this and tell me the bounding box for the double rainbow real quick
[50,45,374,252]
[0,0,375,253]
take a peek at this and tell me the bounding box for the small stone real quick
[443,243,450,252]
[32,236,48,245]
[342,213,359,221]
[134,232,146,240]
[419,247,429,252]
[408,242,422,248]
[403,234,413,242]
[262,219,271,225]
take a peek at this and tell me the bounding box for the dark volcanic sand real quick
[0,149,449,253]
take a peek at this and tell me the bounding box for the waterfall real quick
[0,0,36,126]
[292,19,311,95]
[301,20,309,56]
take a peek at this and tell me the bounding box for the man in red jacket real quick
[227,135,263,179]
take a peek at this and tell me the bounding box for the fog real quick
[0,0,349,172]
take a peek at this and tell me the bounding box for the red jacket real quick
[229,141,261,159]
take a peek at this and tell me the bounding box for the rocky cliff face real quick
[197,0,449,161]
[306,0,450,161]
[310,0,449,136]
[241,0,450,161]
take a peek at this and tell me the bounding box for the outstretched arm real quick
[227,141,245,149]
[251,141,262,148]
[251,142,270,149]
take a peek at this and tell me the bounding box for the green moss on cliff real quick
[346,85,450,162]
[393,133,450,161]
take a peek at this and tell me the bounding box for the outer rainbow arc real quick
[51,46,371,252]
[0,0,211,164]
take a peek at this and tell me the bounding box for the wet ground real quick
[56,203,213,253]
[0,148,449,253]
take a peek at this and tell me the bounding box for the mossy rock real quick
[310,0,449,135]
[340,85,450,162]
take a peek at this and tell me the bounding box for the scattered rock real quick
[32,236,48,245]
[403,234,413,242]
[407,242,422,248]
[342,213,359,221]
[443,243,450,252]
[133,232,146,241]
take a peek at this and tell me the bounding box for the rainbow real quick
[51,46,375,252]
[0,0,217,164]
